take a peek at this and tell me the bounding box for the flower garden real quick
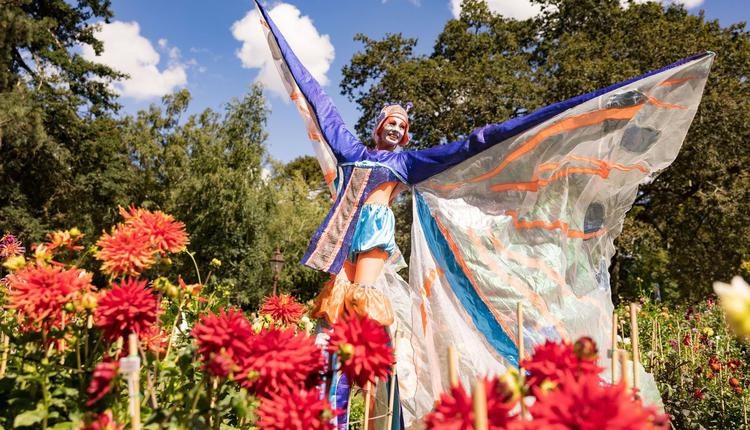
[0,209,747,429]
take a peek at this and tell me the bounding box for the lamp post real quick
[270,247,285,296]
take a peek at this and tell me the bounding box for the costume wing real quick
[390,53,714,426]
[254,0,367,197]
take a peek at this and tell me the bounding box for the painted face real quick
[377,116,407,150]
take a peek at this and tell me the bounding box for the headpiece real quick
[372,102,412,147]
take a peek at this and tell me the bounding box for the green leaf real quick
[12,403,46,428]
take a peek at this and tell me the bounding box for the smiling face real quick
[376,116,407,151]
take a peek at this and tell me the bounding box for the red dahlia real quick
[235,327,324,398]
[86,358,119,406]
[192,308,254,378]
[77,410,123,430]
[260,293,306,326]
[424,376,520,430]
[256,388,339,430]
[5,265,93,332]
[95,278,159,341]
[95,225,156,277]
[120,206,188,254]
[527,374,669,430]
[520,338,602,390]
[327,315,394,388]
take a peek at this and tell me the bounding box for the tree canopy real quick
[341,0,750,301]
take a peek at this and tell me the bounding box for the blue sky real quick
[98,0,748,163]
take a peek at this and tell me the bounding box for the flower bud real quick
[68,227,82,238]
[574,336,598,361]
[80,292,98,311]
[210,258,222,268]
[2,255,26,271]
[338,343,354,361]
[158,256,173,271]
[165,284,179,300]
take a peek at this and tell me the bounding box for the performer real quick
[253,1,714,427]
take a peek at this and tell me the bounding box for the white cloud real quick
[451,0,703,20]
[81,21,187,100]
[231,3,335,100]
[450,0,542,20]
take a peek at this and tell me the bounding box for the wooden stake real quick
[630,303,640,391]
[363,381,372,430]
[0,333,9,378]
[386,329,399,430]
[618,349,628,388]
[517,302,524,361]
[611,313,618,383]
[125,333,141,430]
[517,302,527,419]
[472,379,488,430]
[448,346,459,387]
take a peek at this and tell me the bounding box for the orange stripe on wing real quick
[490,158,648,193]
[432,216,518,345]
[505,210,607,239]
[467,229,570,340]
[427,104,645,191]
[419,268,441,335]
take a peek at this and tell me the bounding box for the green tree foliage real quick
[341,0,750,301]
[0,0,132,243]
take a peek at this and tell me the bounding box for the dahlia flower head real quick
[520,337,603,390]
[260,293,306,326]
[5,265,94,333]
[256,388,340,430]
[192,307,254,378]
[424,375,521,430]
[235,327,325,398]
[527,373,669,430]
[95,206,188,277]
[94,278,159,341]
[77,410,123,430]
[0,233,25,260]
[86,357,119,406]
[326,314,394,388]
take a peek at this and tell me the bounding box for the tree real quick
[341,0,750,301]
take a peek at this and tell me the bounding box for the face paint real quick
[377,117,406,150]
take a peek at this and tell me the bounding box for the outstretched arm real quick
[255,0,365,164]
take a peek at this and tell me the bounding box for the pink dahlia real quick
[0,233,25,259]
[77,410,124,430]
[327,315,394,388]
[120,206,188,254]
[235,327,324,398]
[260,293,306,326]
[256,388,339,430]
[526,374,669,430]
[95,225,156,277]
[95,278,159,341]
[5,265,93,332]
[192,308,254,378]
[520,337,603,390]
[424,376,520,430]
[86,358,119,406]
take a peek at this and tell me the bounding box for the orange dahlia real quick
[141,324,169,357]
[424,376,520,430]
[526,374,669,430]
[5,265,93,332]
[260,294,306,326]
[119,206,188,254]
[95,225,156,277]
[520,337,603,390]
[86,357,119,406]
[77,410,124,430]
[95,278,159,341]
[257,388,339,430]
[235,327,324,398]
[326,315,394,388]
[192,308,254,378]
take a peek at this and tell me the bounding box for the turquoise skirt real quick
[349,204,397,260]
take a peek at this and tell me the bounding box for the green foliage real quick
[621,298,749,429]
[341,0,750,301]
